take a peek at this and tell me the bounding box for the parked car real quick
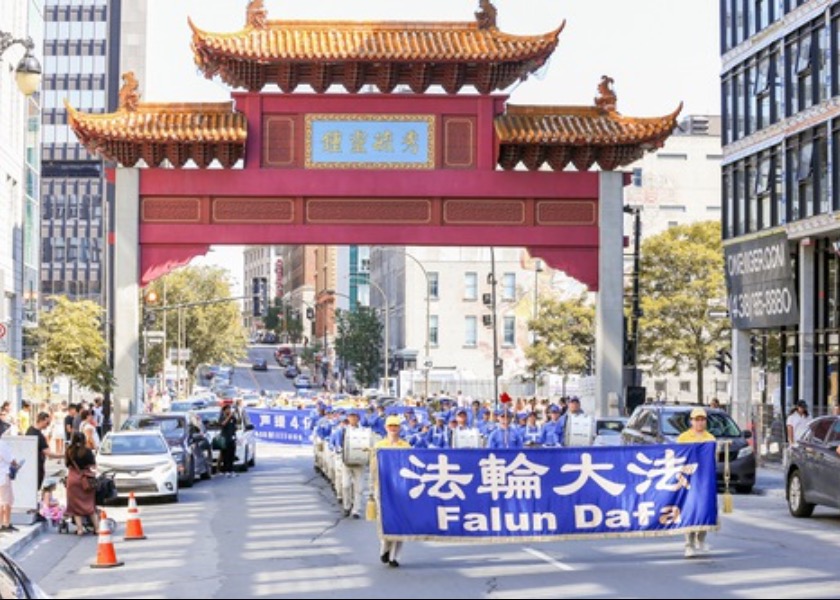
[293,374,312,388]
[120,413,213,487]
[252,358,268,371]
[591,416,628,446]
[0,549,49,598]
[621,403,756,493]
[195,407,258,472]
[96,431,179,502]
[284,365,300,379]
[786,415,840,517]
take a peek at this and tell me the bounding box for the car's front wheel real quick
[787,470,815,517]
[181,460,195,488]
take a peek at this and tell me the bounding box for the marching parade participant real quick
[372,415,410,568]
[338,410,373,519]
[486,409,524,449]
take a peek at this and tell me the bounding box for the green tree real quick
[143,266,247,386]
[33,296,113,396]
[334,307,383,388]
[637,220,729,402]
[526,294,595,395]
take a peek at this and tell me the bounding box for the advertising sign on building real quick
[724,232,798,329]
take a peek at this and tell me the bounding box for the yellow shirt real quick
[375,438,410,450]
[17,410,30,434]
[677,429,715,443]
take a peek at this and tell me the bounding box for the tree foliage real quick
[143,266,247,379]
[334,307,384,388]
[637,221,729,401]
[263,298,304,343]
[526,294,595,381]
[33,296,113,393]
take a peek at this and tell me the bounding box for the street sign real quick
[168,348,191,362]
[0,323,7,352]
[422,357,433,368]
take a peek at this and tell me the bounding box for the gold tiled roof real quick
[190,19,561,63]
[495,102,682,171]
[495,104,682,146]
[66,101,247,168]
[188,8,563,93]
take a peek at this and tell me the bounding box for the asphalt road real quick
[15,444,840,599]
[230,345,297,396]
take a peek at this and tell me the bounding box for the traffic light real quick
[252,277,268,317]
[749,335,763,365]
[306,307,314,320]
[716,348,731,373]
[585,346,594,375]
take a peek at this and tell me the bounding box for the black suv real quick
[121,412,213,487]
[621,403,756,493]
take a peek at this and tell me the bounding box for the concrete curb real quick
[3,521,46,558]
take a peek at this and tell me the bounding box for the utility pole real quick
[490,247,500,410]
[623,205,642,389]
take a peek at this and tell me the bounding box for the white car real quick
[96,431,179,502]
[195,407,257,472]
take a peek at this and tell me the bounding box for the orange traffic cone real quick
[90,511,124,569]
[124,492,147,541]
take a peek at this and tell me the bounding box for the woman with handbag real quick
[65,432,100,536]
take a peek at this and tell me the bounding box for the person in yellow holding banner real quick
[372,415,410,568]
[677,407,715,558]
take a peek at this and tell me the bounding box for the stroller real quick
[57,471,119,535]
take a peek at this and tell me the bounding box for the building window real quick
[464,316,477,347]
[502,273,515,301]
[429,315,439,346]
[680,381,691,393]
[632,168,643,187]
[503,316,515,347]
[428,272,439,300]
[464,272,478,301]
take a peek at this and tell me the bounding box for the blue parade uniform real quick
[486,425,524,449]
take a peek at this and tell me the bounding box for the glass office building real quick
[40,0,120,304]
[721,0,840,414]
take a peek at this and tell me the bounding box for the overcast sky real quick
[143,0,721,287]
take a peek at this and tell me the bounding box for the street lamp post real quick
[623,205,642,390]
[365,279,390,395]
[490,247,500,410]
[532,259,544,396]
[0,32,42,96]
[375,248,431,400]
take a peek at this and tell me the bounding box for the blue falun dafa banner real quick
[376,443,719,542]
[247,408,315,445]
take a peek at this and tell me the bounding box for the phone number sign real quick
[724,233,798,329]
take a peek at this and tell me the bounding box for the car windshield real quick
[198,411,222,430]
[100,434,169,455]
[123,416,186,441]
[661,410,742,438]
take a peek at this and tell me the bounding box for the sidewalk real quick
[1,457,65,558]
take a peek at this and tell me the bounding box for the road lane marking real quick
[523,546,575,571]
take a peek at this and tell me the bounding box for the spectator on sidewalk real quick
[65,432,99,536]
[786,400,811,448]
[0,422,19,532]
[27,412,62,492]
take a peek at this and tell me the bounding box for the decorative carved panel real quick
[444,117,475,168]
[263,116,296,167]
[443,199,524,224]
[142,197,201,223]
[537,201,597,225]
[212,198,295,223]
[307,199,431,224]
